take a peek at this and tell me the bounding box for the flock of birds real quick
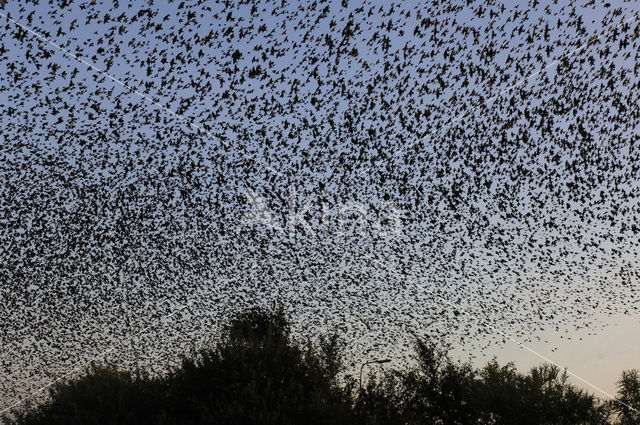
[1,0,640,410]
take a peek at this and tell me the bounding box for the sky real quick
[1,0,640,412]
[463,311,640,397]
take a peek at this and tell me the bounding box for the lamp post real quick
[359,358,391,390]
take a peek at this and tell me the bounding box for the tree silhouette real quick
[612,370,640,425]
[164,306,355,425]
[2,307,637,425]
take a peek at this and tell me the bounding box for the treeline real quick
[4,307,639,425]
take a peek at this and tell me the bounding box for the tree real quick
[2,365,167,425]
[612,370,640,425]
[163,306,356,425]
[1,307,632,425]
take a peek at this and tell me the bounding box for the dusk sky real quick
[1,0,640,414]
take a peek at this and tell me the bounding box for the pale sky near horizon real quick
[454,312,640,398]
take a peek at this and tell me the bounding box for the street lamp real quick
[359,358,391,390]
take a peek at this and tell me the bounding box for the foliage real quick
[1,365,167,425]
[611,370,640,425]
[3,307,638,425]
